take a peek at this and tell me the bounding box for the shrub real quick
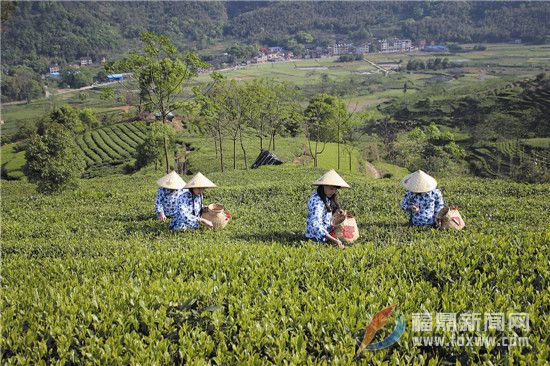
[23,124,85,193]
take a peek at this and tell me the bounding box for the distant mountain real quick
[1,1,549,72]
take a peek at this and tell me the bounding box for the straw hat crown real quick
[157,171,186,190]
[183,172,217,189]
[401,170,437,193]
[312,169,350,188]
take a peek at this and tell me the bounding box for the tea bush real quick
[2,166,548,364]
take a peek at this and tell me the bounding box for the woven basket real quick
[330,211,359,244]
[202,203,231,229]
[436,205,465,230]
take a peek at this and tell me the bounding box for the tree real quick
[48,105,86,134]
[100,87,116,101]
[264,80,302,152]
[1,65,43,103]
[79,108,99,130]
[193,75,227,172]
[303,94,345,168]
[23,124,85,194]
[341,109,366,172]
[241,79,270,152]
[195,78,244,170]
[135,122,175,171]
[59,67,92,89]
[110,32,209,173]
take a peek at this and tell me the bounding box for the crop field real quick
[468,140,550,179]
[75,122,148,167]
[1,87,131,137]
[2,165,548,364]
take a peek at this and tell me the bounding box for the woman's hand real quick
[333,238,345,250]
[327,234,346,250]
[199,217,214,228]
[158,212,167,221]
[409,205,420,213]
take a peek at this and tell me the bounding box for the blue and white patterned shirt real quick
[401,189,444,226]
[155,188,187,217]
[305,191,332,242]
[169,190,203,231]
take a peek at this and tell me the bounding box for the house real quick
[107,74,124,81]
[80,57,93,66]
[378,38,412,53]
[49,64,60,73]
[354,44,370,54]
[331,43,354,56]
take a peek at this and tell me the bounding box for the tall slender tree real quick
[110,32,209,173]
[303,94,345,168]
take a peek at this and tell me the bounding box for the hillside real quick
[379,73,550,181]
[2,165,548,363]
[2,1,549,71]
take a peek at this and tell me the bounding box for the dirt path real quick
[364,161,381,178]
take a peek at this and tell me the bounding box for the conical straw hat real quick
[312,169,350,188]
[156,171,186,190]
[183,172,217,189]
[401,170,437,193]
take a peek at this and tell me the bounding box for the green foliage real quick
[393,123,467,176]
[99,87,116,101]
[48,105,86,134]
[135,123,175,171]
[110,32,209,172]
[304,94,347,168]
[2,166,549,363]
[337,54,364,63]
[1,65,43,103]
[23,124,85,193]
[406,58,452,71]
[79,108,99,130]
[75,122,147,170]
[225,43,258,64]
[59,67,93,89]
[4,2,549,73]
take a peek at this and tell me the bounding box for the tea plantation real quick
[2,166,549,364]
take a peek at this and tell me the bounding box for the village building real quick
[80,57,93,66]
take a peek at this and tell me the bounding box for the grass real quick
[2,164,548,364]
[308,142,361,173]
[1,143,26,179]
[523,138,550,149]
[371,161,410,179]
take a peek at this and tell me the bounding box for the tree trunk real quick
[239,128,248,169]
[218,130,224,172]
[214,136,218,158]
[314,140,319,167]
[272,132,276,151]
[349,151,352,172]
[337,124,340,170]
[233,138,237,170]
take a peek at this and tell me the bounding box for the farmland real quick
[2,165,549,364]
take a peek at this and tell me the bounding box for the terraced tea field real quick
[2,166,548,364]
[75,122,148,167]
